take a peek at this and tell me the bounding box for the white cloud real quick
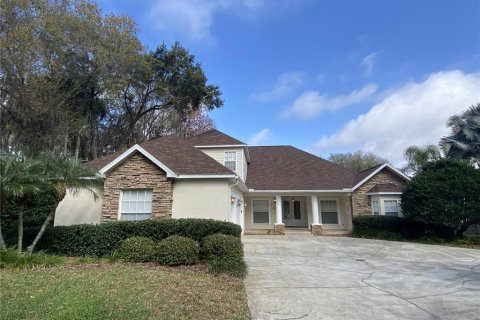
[145,0,287,43]
[249,128,272,145]
[361,51,380,77]
[283,83,378,119]
[251,72,306,102]
[313,70,480,165]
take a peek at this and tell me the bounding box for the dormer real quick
[187,129,250,181]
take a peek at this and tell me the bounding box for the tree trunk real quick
[0,196,7,251]
[17,206,24,253]
[75,134,81,161]
[91,120,98,160]
[26,203,57,254]
[63,133,69,156]
[0,219,6,251]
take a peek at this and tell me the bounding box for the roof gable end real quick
[99,144,177,177]
[352,163,410,190]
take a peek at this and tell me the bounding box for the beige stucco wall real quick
[197,147,247,181]
[54,189,103,226]
[171,179,231,221]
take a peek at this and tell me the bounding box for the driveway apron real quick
[243,234,480,320]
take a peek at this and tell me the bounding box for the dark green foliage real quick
[155,236,199,266]
[352,216,407,240]
[401,159,480,236]
[440,103,480,166]
[203,234,246,277]
[449,235,480,246]
[2,190,55,231]
[117,237,156,262]
[33,219,240,256]
[0,249,64,269]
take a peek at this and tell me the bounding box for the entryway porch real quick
[243,192,353,236]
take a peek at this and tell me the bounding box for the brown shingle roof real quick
[353,163,385,185]
[245,146,357,190]
[367,184,402,193]
[187,129,246,146]
[83,135,234,175]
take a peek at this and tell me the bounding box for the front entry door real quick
[282,198,306,227]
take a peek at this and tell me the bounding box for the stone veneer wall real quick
[352,169,405,216]
[101,152,174,222]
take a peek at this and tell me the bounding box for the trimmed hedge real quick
[118,237,156,262]
[203,234,246,277]
[156,236,199,265]
[36,218,241,257]
[352,215,453,240]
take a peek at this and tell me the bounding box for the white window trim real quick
[251,198,271,225]
[224,151,237,172]
[118,189,153,221]
[384,199,400,217]
[319,198,341,225]
[370,195,403,217]
[372,200,380,215]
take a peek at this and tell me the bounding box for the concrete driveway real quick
[243,234,480,320]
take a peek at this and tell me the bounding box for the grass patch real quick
[0,264,249,320]
[0,249,65,269]
[447,236,480,249]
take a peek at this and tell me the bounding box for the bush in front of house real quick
[402,159,480,237]
[351,215,426,240]
[36,218,241,257]
[203,234,246,277]
[118,236,157,262]
[155,236,199,266]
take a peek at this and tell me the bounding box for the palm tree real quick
[0,155,43,252]
[440,103,480,165]
[402,145,442,176]
[26,153,103,253]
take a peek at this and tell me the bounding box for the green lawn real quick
[0,263,250,320]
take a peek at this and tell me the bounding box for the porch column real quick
[275,195,282,224]
[274,195,285,235]
[311,195,323,236]
[311,195,320,224]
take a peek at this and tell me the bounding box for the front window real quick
[253,200,269,224]
[321,200,339,224]
[224,151,236,172]
[384,200,399,217]
[372,200,380,216]
[120,189,153,221]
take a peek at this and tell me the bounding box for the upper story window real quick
[224,151,236,172]
[120,189,152,221]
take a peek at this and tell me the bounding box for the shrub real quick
[34,218,240,257]
[352,215,427,240]
[203,234,246,277]
[449,235,480,247]
[0,249,64,269]
[118,237,156,262]
[155,236,199,266]
[402,159,480,236]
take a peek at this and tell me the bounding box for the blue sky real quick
[97,0,480,164]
